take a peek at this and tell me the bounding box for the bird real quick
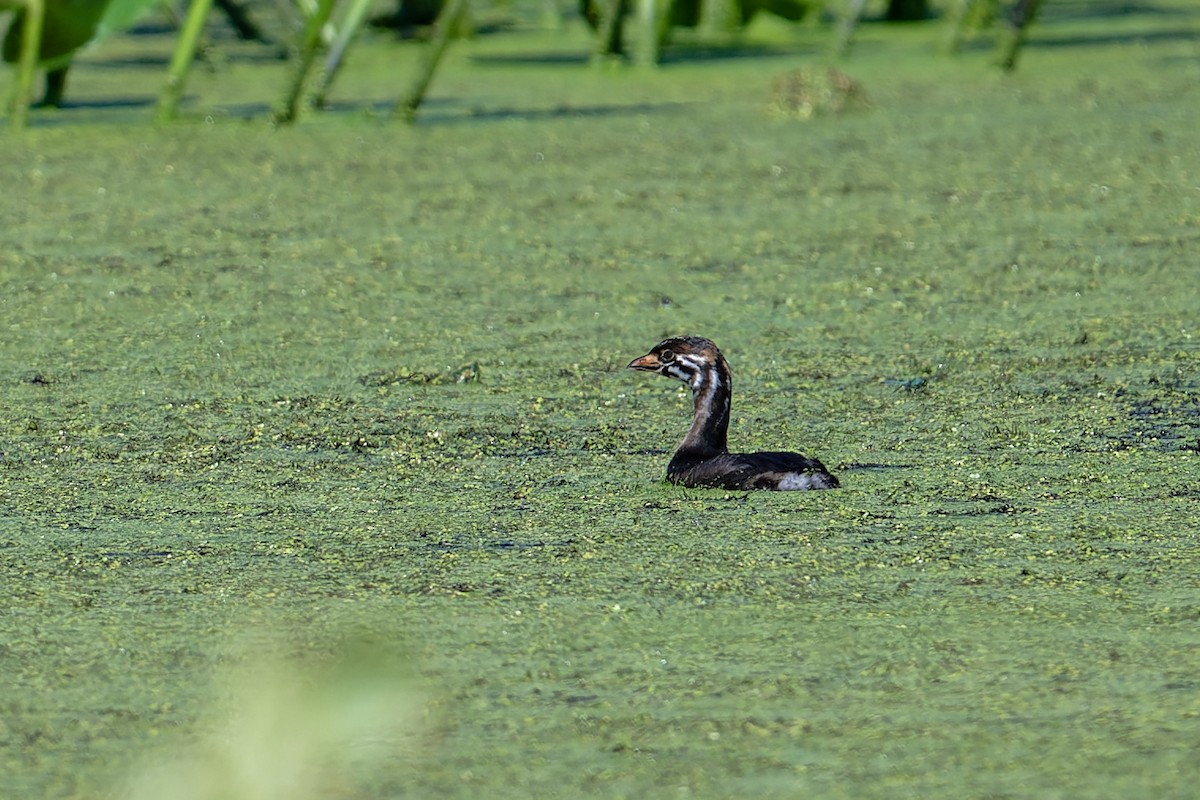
[627,336,839,491]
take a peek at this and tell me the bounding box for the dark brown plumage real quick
[627,336,838,491]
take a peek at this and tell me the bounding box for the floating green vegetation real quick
[2,6,1199,799]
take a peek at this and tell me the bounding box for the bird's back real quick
[668,451,839,491]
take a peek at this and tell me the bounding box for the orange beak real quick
[627,353,661,371]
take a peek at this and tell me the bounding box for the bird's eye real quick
[659,349,675,362]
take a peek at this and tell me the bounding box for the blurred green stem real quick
[996,0,1043,71]
[632,0,670,67]
[8,0,45,130]
[312,0,373,107]
[274,0,338,125]
[156,0,214,122]
[591,0,623,60]
[831,0,868,58]
[395,0,469,124]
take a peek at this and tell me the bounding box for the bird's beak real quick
[627,352,660,371]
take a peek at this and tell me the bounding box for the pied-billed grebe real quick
[627,336,838,491]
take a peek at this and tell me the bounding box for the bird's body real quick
[628,336,838,491]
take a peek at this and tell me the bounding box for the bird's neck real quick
[678,357,731,458]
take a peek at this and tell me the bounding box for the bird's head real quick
[627,336,725,390]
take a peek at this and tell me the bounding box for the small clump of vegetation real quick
[766,65,870,119]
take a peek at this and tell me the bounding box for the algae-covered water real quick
[2,5,1200,798]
